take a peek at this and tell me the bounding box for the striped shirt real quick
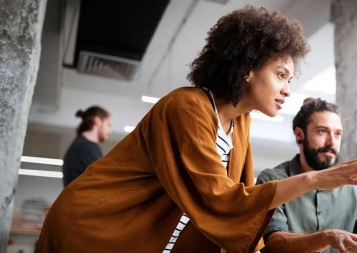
[163,89,234,252]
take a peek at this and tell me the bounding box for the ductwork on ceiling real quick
[72,0,170,82]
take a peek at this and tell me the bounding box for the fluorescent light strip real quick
[124,125,135,133]
[19,169,63,178]
[250,112,284,122]
[21,156,63,166]
[141,95,160,104]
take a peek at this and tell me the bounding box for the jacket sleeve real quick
[244,144,268,252]
[146,95,277,252]
[256,170,289,239]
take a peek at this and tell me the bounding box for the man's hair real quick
[75,106,110,135]
[188,5,310,106]
[292,98,339,134]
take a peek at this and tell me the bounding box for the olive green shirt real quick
[257,155,357,253]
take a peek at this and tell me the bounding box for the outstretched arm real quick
[264,229,357,253]
[268,172,312,210]
[269,160,357,210]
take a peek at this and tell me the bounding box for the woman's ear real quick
[245,71,253,82]
[244,70,254,83]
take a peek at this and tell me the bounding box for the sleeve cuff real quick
[264,219,289,239]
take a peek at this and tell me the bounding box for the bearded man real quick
[257,98,357,253]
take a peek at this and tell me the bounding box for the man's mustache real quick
[316,146,337,155]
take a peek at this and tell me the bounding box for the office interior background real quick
[3,0,339,252]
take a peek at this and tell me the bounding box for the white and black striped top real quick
[163,88,234,252]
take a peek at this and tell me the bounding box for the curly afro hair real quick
[188,5,310,106]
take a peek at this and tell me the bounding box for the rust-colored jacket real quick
[35,87,277,253]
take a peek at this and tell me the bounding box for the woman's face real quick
[245,56,294,117]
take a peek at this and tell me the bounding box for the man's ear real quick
[294,127,305,144]
[93,115,102,126]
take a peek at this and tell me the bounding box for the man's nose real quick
[326,133,337,147]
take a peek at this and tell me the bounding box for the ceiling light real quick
[19,169,63,178]
[250,112,284,123]
[124,125,135,133]
[21,156,63,166]
[141,95,160,104]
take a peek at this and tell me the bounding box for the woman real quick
[35,6,357,253]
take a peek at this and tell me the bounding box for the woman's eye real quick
[278,73,285,79]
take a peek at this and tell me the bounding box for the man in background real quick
[257,98,357,253]
[62,106,111,187]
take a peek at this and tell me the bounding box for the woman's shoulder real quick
[156,87,213,111]
[164,86,207,101]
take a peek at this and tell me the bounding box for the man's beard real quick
[98,132,106,143]
[98,128,108,143]
[303,138,339,171]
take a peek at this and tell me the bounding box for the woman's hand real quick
[310,158,357,190]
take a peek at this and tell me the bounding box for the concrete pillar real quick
[0,0,47,251]
[332,0,357,162]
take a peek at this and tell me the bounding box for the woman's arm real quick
[269,160,357,210]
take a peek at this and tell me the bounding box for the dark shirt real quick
[62,135,103,187]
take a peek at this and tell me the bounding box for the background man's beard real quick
[99,134,105,143]
[98,130,108,143]
[302,138,339,171]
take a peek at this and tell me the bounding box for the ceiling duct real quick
[73,0,170,81]
[77,51,141,81]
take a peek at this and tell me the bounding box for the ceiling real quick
[28,0,335,146]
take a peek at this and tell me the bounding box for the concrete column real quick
[0,0,47,251]
[332,0,357,162]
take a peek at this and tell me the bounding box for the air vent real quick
[72,0,170,81]
[77,51,141,81]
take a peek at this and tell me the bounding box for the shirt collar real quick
[289,154,305,176]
